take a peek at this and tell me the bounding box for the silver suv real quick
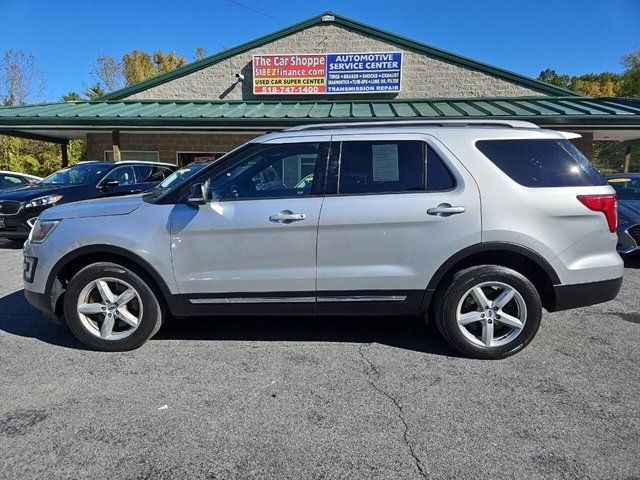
[23,121,623,358]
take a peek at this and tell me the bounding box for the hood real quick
[0,183,85,202]
[40,194,146,220]
[618,199,640,220]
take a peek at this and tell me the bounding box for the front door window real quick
[206,143,322,200]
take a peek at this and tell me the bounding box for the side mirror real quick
[187,183,207,205]
[100,179,120,189]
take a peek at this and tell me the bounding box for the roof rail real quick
[283,119,540,132]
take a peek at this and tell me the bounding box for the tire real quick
[433,265,542,359]
[63,261,164,351]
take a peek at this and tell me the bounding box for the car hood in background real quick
[619,200,640,220]
[40,194,146,220]
[0,183,87,202]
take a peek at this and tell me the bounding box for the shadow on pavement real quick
[623,254,640,269]
[156,314,456,356]
[0,289,456,356]
[0,239,24,250]
[0,290,85,349]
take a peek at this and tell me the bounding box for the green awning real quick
[1,97,639,134]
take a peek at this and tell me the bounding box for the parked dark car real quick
[0,170,42,191]
[606,173,640,254]
[0,161,176,240]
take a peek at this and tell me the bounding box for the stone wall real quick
[128,23,545,102]
[86,132,257,164]
[86,130,594,166]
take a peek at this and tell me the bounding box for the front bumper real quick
[24,288,62,323]
[0,208,44,239]
[551,277,623,311]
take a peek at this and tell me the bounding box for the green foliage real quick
[0,136,86,177]
[61,91,83,101]
[539,51,640,173]
[593,141,640,173]
[84,83,106,99]
[194,46,208,61]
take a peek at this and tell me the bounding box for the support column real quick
[112,130,121,162]
[622,144,632,173]
[60,141,69,168]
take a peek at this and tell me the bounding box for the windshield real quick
[607,177,640,200]
[156,163,208,189]
[41,163,110,186]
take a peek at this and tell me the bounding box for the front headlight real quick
[28,219,60,243]
[25,194,62,209]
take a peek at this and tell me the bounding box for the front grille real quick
[628,225,640,244]
[0,200,22,215]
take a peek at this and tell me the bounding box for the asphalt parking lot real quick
[0,238,638,480]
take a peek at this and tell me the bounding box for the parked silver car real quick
[23,120,623,358]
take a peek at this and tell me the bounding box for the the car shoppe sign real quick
[252,52,402,95]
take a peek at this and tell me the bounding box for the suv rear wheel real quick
[63,262,164,351]
[434,265,542,359]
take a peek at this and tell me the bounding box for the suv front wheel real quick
[434,265,542,359]
[63,262,164,351]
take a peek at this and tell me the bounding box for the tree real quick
[538,50,639,173]
[153,50,186,74]
[538,68,571,90]
[0,49,45,106]
[90,54,124,92]
[84,83,106,99]
[194,46,208,61]
[61,91,83,101]
[122,50,156,85]
[620,49,640,98]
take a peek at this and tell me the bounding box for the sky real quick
[0,0,639,102]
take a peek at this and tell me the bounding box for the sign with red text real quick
[252,52,402,95]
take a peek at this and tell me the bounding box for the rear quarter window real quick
[475,139,606,187]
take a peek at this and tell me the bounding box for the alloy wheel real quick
[76,277,143,340]
[455,281,527,348]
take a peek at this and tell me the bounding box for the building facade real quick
[0,12,638,165]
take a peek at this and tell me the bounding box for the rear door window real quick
[338,141,424,194]
[134,165,172,183]
[476,139,606,187]
[426,146,456,191]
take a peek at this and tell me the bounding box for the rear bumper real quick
[550,277,623,312]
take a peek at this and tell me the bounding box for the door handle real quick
[427,203,466,216]
[269,210,307,223]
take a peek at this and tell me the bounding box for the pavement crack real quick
[358,344,429,480]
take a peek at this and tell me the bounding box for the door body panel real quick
[169,136,330,314]
[171,197,323,295]
[316,133,481,314]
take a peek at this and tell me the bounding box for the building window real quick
[104,150,160,162]
[177,152,226,166]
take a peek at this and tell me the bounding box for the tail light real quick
[577,194,617,232]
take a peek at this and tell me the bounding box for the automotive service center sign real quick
[252,52,402,95]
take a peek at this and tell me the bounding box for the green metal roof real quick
[99,12,577,101]
[1,98,639,134]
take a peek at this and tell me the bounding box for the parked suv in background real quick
[0,161,176,240]
[606,173,640,254]
[23,121,623,358]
